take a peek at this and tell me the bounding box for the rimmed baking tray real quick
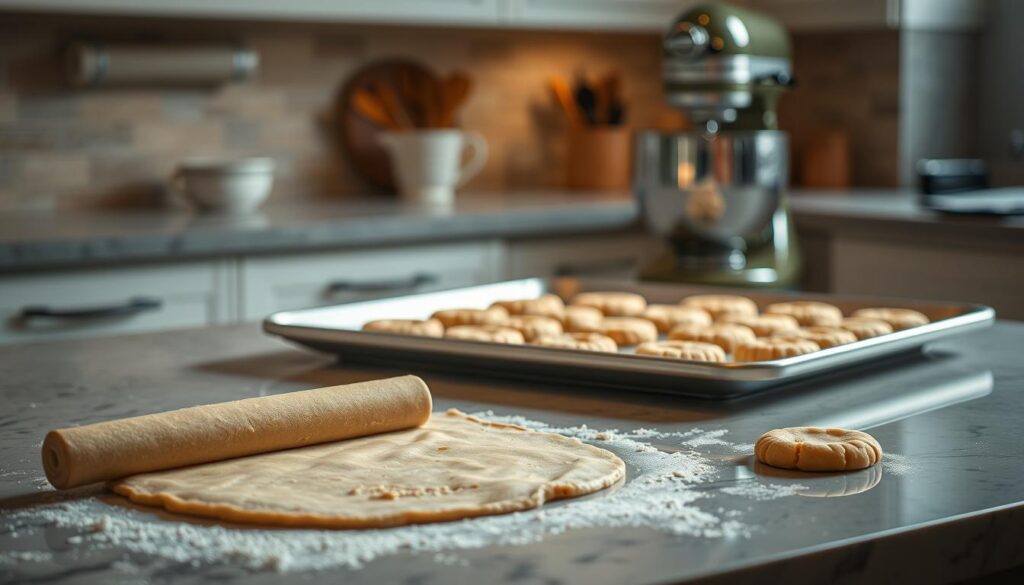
[263,278,995,399]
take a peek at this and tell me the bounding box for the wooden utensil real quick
[369,82,413,129]
[351,88,400,130]
[574,74,597,126]
[548,75,583,128]
[439,71,472,127]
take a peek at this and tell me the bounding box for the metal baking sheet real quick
[263,278,995,399]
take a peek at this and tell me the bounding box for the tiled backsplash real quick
[0,14,899,210]
[780,30,901,188]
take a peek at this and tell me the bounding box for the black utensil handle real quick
[325,272,438,294]
[555,257,637,277]
[19,297,163,320]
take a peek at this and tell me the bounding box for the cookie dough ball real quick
[765,301,843,327]
[362,318,444,338]
[680,294,759,319]
[490,294,565,319]
[432,306,509,328]
[642,304,712,333]
[505,315,563,342]
[840,317,894,340]
[717,313,800,337]
[755,427,883,471]
[598,317,658,346]
[532,332,618,352]
[444,325,524,344]
[852,308,930,331]
[561,305,605,333]
[669,323,756,354]
[635,340,726,362]
[734,337,820,362]
[571,291,648,317]
[781,326,858,349]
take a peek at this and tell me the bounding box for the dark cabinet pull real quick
[19,297,162,320]
[555,257,637,277]
[325,273,438,295]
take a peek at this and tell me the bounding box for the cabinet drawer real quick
[507,233,661,279]
[240,241,504,320]
[0,261,232,345]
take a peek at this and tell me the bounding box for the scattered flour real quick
[721,482,809,501]
[0,413,803,575]
[882,452,912,476]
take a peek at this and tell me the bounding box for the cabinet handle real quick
[19,297,163,320]
[555,257,637,277]
[325,273,438,295]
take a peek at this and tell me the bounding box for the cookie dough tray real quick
[263,278,994,398]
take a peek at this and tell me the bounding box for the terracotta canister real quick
[567,127,632,191]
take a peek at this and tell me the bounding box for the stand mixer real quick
[635,2,798,288]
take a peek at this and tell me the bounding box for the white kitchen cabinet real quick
[506,233,662,279]
[0,260,234,345]
[829,237,1024,320]
[5,0,978,32]
[0,0,503,26]
[505,0,687,31]
[239,241,505,321]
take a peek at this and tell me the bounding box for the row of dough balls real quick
[361,291,930,362]
[362,294,621,352]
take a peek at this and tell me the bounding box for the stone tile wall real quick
[0,13,901,210]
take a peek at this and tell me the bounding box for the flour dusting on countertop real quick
[1,413,812,574]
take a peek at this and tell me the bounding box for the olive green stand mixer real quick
[635,2,799,288]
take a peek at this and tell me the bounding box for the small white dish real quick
[172,157,275,214]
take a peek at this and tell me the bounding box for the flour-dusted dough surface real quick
[113,410,626,529]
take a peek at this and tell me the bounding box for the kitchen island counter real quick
[2,322,1023,584]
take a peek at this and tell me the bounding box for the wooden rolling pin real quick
[42,375,432,490]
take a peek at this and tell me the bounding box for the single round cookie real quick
[733,338,820,362]
[852,308,930,331]
[755,427,883,471]
[490,294,565,319]
[571,292,647,317]
[362,318,445,337]
[839,317,894,340]
[642,304,712,333]
[504,315,563,342]
[765,301,843,327]
[780,326,858,349]
[444,325,524,344]
[561,305,605,333]
[680,294,759,319]
[669,323,756,354]
[532,332,618,352]
[635,340,726,362]
[717,313,800,337]
[598,317,658,346]
[432,306,509,328]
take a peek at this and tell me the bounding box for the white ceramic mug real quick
[171,157,275,214]
[379,130,488,205]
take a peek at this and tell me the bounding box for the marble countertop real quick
[0,192,639,271]
[790,190,1024,244]
[2,322,1023,583]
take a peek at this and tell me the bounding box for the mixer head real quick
[663,2,793,133]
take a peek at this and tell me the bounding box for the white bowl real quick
[175,157,275,214]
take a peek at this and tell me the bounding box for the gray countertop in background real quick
[790,190,1024,244]
[4,189,1023,273]
[0,192,639,271]
[1,322,1023,583]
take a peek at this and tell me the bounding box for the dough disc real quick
[113,410,625,529]
[755,427,882,472]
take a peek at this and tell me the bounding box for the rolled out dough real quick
[114,410,626,529]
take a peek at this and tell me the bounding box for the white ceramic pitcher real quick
[379,130,488,205]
